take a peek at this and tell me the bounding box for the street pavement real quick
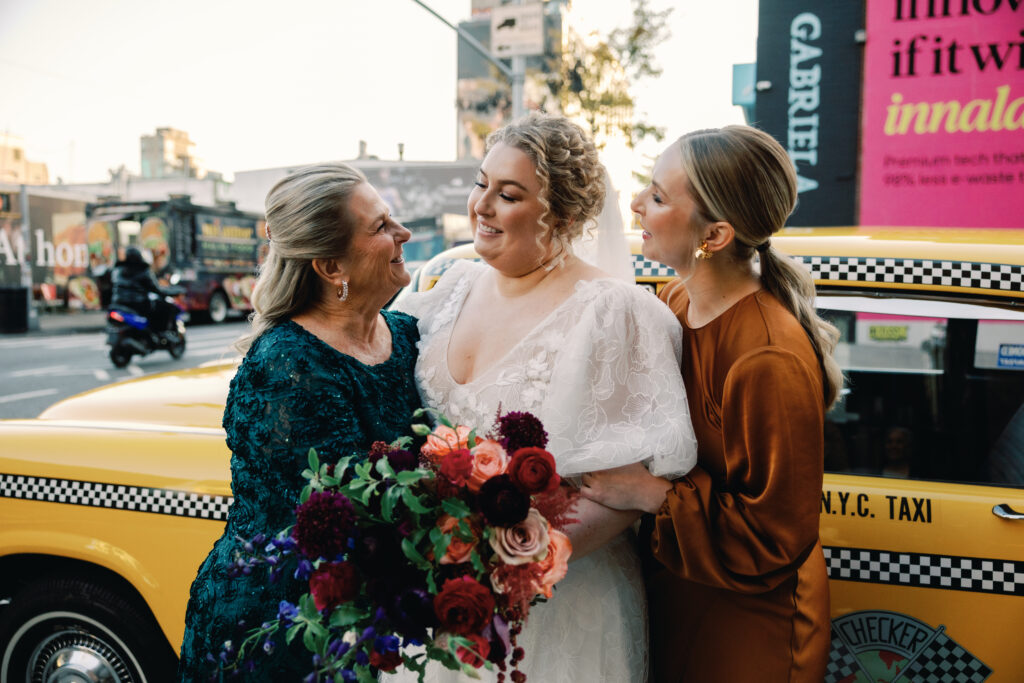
[0,308,108,337]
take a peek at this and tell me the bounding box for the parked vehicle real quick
[86,196,265,324]
[106,288,187,367]
[0,229,1021,681]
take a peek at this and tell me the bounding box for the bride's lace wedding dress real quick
[393,260,697,682]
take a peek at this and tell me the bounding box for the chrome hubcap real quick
[30,630,131,683]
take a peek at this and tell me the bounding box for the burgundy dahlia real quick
[477,474,530,527]
[386,448,418,473]
[292,491,356,560]
[497,411,548,454]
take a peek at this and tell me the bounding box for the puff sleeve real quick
[542,282,698,478]
[651,347,824,593]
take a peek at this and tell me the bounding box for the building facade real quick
[0,134,50,185]
[140,127,207,179]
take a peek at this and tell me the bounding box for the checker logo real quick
[0,473,233,521]
[825,610,991,683]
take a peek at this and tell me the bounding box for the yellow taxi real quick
[0,366,233,681]
[0,228,1021,682]
[406,227,1024,682]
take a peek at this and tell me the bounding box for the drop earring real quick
[337,280,349,301]
[694,241,713,260]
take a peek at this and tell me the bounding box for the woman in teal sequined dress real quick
[178,163,422,680]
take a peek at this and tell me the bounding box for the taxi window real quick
[819,297,1024,488]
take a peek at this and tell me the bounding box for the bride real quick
[394,112,697,681]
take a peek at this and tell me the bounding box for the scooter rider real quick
[110,246,177,340]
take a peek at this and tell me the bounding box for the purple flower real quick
[483,613,511,664]
[328,639,351,658]
[293,558,313,581]
[374,635,401,653]
[277,600,299,627]
[269,534,296,553]
[389,587,437,640]
[292,491,356,560]
[497,411,548,453]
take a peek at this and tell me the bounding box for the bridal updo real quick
[485,112,606,255]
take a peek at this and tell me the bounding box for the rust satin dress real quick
[648,281,830,683]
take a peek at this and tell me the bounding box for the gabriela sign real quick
[859,0,1024,228]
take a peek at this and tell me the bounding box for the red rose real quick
[308,561,359,611]
[507,447,560,494]
[433,576,495,636]
[369,649,402,672]
[439,448,474,486]
[457,633,491,668]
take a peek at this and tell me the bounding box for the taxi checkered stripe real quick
[824,546,1024,596]
[0,473,233,521]
[800,256,1023,291]
[631,254,677,278]
[423,253,1023,292]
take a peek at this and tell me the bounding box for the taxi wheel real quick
[0,576,176,683]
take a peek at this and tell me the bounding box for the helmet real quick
[123,246,147,265]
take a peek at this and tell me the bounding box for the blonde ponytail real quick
[758,246,843,408]
[678,126,843,408]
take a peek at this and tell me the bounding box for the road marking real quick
[43,338,107,350]
[127,365,144,376]
[0,336,71,349]
[93,369,111,381]
[9,365,70,377]
[0,388,59,404]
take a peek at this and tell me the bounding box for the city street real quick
[0,320,248,419]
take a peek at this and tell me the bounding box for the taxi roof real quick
[36,361,237,428]
[415,228,1024,303]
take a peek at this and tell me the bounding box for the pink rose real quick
[488,508,550,566]
[533,529,572,598]
[422,424,473,463]
[467,439,509,493]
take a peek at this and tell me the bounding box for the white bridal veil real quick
[576,167,635,284]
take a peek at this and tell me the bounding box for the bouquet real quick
[216,409,578,682]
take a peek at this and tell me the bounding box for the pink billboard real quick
[859,0,1024,228]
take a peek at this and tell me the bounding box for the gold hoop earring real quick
[694,241,713,261]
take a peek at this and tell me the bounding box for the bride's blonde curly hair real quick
[485,112,606,258]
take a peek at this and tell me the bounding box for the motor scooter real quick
[106,288,187,368]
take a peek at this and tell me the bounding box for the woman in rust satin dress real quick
[582,126,844,682]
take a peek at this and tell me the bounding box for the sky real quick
[0,0,758,188]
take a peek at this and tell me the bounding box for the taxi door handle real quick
[993,504,1024,520]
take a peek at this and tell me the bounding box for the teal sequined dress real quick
[178,311,421,681]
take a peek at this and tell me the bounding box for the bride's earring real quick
[694,241,713,261]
